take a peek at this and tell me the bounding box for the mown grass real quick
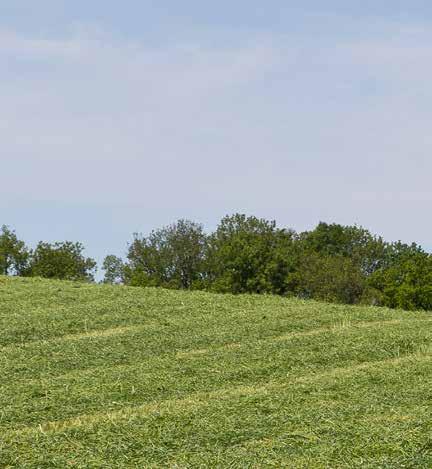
[0,276,431,468]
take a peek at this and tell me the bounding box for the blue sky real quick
[2,1,431,275]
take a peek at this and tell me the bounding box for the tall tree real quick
[301,222,387,275]
[0,225,29,276]
[125,219,207,289]
[102,255,125,284]
[207,214,296,294]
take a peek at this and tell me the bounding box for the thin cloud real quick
[1,25,431,251]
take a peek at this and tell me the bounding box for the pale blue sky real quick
[2,1,431,274]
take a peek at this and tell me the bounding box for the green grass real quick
[1,277,432,468]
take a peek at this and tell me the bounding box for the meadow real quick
[1,276,432,468]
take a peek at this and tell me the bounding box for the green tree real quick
[102,255,125,284]
[368,246,432,311]
[0,225,29,276]
[28,241,96,282]
[125,219,207,289]
[301,222,388,275]
[289,252,365,304]
[207,214,296,294]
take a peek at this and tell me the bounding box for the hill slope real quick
[1,277,432,468]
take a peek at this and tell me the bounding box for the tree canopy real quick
[0,225,29,276]
[2,216,431,311]
[28,241,96,282]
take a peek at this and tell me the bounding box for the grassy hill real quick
[1,277,432,468]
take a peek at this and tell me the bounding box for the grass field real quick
[1,277,432,468]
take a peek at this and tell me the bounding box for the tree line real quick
[1,215,431,311]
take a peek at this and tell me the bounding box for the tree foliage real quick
[2,216,431,311]
[289,252,366,304]
[301,222,387,275]
[0,225,29,276]
[125,220,207,289]
[102,255,125,284]
[206,214,296,294]
[368,245,432,311]
[28,241,96,282]
[120,214,431,310]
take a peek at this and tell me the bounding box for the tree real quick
[28,241,96,282]
[301,222,387,275]
[102,255,125,284]
[368,246,432,311]
[206,214,296,294]
[125,219,207,289]
[0,225,29,276]
[289,252,365,304]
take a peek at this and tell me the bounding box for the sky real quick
[1,1,431,275]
